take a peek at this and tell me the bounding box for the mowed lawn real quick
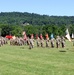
[0,40,74,75]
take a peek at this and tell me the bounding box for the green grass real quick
[0,40,74,75]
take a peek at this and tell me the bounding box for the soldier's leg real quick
[46,42,48,47]
[32,44,34,48]
[46,41,49,47]
[29,41,32,49]
[37,42,39,47]
[56,43,58,48]
[52,42,54,48]
[61,42,64,48]
[41,43,43,47]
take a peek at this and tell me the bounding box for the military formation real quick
[0,33,73,49]
[21,33,66,49]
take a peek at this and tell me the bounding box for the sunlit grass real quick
[0,40,74,75]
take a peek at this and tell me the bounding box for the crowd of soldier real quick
[28,34,66,49]
[0,34,67,49]
[0,34,74,49]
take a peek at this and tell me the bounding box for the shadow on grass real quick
[20,47,25,49]
[59,50,66,52]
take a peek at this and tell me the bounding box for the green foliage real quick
[0,12,74,26]
[23,25,39,35]
[1,25,12,36]
[0,12,74,37]
[11,25,23,37]
[0,24,73,37]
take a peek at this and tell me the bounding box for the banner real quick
[50,33,54,39]
[65,29,71,41]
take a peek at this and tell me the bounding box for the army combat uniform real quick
[46,38,49,47]
[29,38,34,49]
[61,37,65,48]
[45,34,49,47]
[56,36,61,48]
[50,38,55,48]
[40,34,44,47]
[36,37,40,47]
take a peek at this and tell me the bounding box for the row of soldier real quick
[0,33,66,49]
[27,33,66,49]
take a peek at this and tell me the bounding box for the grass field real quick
[0,40,74,75]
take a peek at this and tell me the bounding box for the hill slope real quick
[0,12,74,25]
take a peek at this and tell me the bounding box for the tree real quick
[1,25,12,37]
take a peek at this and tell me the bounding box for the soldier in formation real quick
[28,34,34,49]
[56,36,61,48]
[61,36,65,48]
[36,34,40,47]
[45,33,49,47]
[40,34,44,47]
[50,38,55,48]
[0,32,67,49]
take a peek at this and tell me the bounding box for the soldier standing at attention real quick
[45,33,49,47]
[61,36,65,48]
[50,33,55,48]
[23,31,27,45]
[29,34,34,49]
[56,36,61,48]
[40,34,44,47]
[36,34,40,47]
[51,38,55,48]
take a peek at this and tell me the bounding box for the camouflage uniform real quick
[50,38,55,48]
[28,34,34,49]
[56,36,61,48]
[61,36,65,48]
[36,37,40,47]
[45,34,49,47]
[40,39,44,47]
[40,34,44,47]
[29,38,34,49]
[46,38,49,47]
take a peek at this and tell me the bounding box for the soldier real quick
[40,34,44,47]
[56,36,61,48]
[36,34,40,47]
[50,38,55,48]
[31,34,34,39]
[45,33,49,47]
[61,36,65,48]
[23,31,27,45]
[29,34,34,49]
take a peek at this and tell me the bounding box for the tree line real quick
[0,24,74,38]
[0,12,74,26]
[0,12,74,37]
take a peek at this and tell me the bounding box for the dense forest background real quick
[0,12,74,37]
